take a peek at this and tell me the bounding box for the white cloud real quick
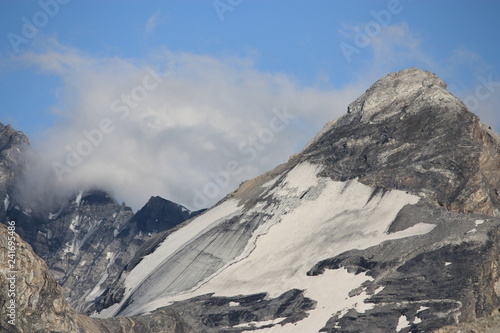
[370,23,433,69]
[14,23,500,213]
[145,12,160,34]
[449,46,481,66]
[14,41,364,211]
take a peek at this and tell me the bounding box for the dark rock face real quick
[129,196,202,233]
[5,190,138,313]
[301,68,500,216]
[121,289,315,333]
[0,124,30,222]
[5,190,201,313]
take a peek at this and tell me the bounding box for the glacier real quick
[96,161,435,329]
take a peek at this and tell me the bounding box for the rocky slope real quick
[0,223,80,332]
[5,190,199,313]
[8,190,137,312]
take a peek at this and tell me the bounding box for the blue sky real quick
[1,0,500,210]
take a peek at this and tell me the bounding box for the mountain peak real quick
[0,123,30,149]
[301,67,500,216]
[130,195,193,233]
[347,67,458,124]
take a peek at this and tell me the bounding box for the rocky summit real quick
[302,67,500,216]
[3,68,500,333]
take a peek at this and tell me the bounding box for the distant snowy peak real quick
[3,183,199,313]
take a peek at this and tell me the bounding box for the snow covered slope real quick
[98,161,433,322]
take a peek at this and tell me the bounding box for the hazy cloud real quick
[145,12,161,34]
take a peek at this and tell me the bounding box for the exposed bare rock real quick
[0,124,30,222]
[0,223,80,333]
[434,308,500,333]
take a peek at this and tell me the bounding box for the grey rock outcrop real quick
[129,196,204,234]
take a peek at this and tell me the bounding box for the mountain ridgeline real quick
[3,68,500,333]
